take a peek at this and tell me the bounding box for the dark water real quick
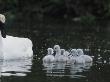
[1,28,110,82]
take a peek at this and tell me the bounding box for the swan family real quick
[0,14,33,60]
[0,14,92,64]
[43,45,93,64]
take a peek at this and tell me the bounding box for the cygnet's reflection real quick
[69,63,92,78]
[43,62,67,77]
[43,62,92,78]
[1,59,32,76]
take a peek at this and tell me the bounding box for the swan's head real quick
[61,49,65,55]
[0,14,5,23]
[54,45,60,52]
[77,49,84,56]
[71,49,77,56]
[0,14,6,38]
[47,48,54,55]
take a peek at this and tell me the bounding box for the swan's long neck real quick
[55,50,61,58]
[0,31,3,59]
[0,31,3,50]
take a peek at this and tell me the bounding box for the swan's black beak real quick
[0,22,6,38]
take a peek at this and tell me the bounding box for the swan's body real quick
[43,48,55,63]
[77,49,93,63]
[70,49,85,64]
[57,49,69,62]
[2,35,33,60]
[65,51,70,57]
[75,56,85,64]
[0,14,33,60]
[54,45,69,62]
[54,45,61,59]
[70,49,92,64]
[70,49,77,63]
[80,55,93,63]
[43,55,55,63]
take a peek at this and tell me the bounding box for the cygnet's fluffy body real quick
[77,49,93,63]
[57,49,69,62]
[43,48,55,63]
[54,45,61,59]
[70,49,85,64]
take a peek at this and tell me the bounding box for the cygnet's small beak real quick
[68,53,71,56]
[53,51,56,56]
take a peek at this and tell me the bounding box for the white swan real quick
[77,49,93,63]
[57,49,69,62]
[70,49,77,57]
[43,48,55,63]
[70,49,85,64]
[54,45,61,59]
[69,49,77,61]
[0,14,33,60]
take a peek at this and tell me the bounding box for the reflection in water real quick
[3,27,110,82]
[43,62,92,78]
[1,59,32,76]
[0,61,3,78]
[70,63,92,78]
[43,62,67,77]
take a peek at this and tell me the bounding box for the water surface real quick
[1,29,110,82]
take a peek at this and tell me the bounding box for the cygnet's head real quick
[54,45,60,52]
[61,49,65,55]
[0,14,6,23]
[77,49,84,56]
[47,48,54,55]
[71,49,77,56]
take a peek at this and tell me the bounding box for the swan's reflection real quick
[43,62,92,78]
[0,61,3,78]
[1,59,32,76]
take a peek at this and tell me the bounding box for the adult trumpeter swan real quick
[0,14,33,60]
